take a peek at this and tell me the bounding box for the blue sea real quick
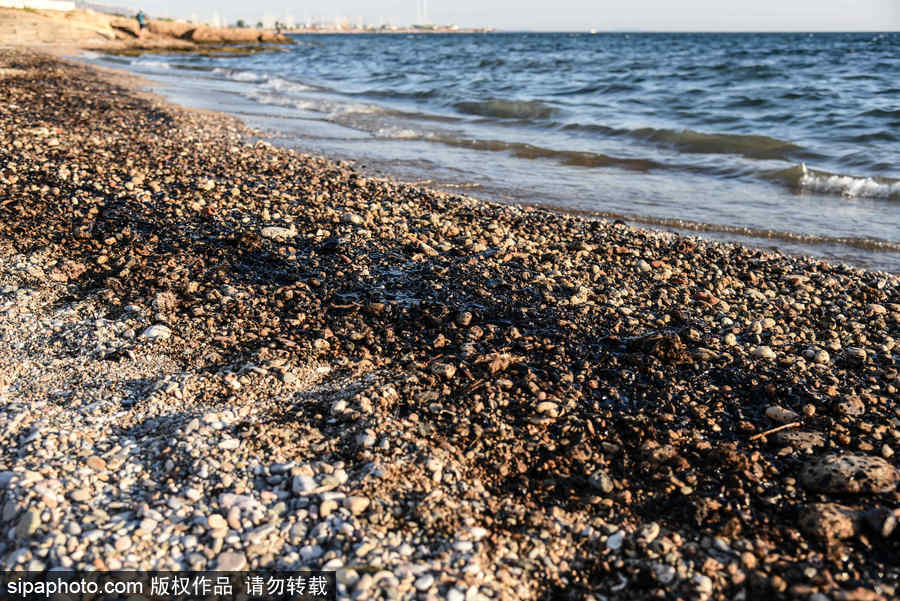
[88,32,900,271]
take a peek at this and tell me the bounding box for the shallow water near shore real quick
[87,32,900,272]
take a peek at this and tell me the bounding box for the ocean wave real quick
[354,88,441,100]
[454,99,557,120]
[559,123,815,161]
[860,108,900,119]
[261,76,317,94]
[765,164,900,199]
[133,60,172,70]
[430,135,663,172]
[215,68,266,82]
[797,164,900,199]
[632,127,813,161]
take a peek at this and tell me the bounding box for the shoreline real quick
[1,47,899,601]
[92,36,900,275]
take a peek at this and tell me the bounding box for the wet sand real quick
[1,48,899,600]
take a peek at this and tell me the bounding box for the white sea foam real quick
[213,68,268,83]
[261,77,316,94]
[232,71,265,82]
[133,60,172,70]
[799,164,900,199]
[374,127,421,139]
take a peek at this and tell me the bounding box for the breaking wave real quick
[768,165,900,199]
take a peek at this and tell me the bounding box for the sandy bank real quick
[0,48,899,601]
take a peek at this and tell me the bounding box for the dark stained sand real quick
[0,49,899,600]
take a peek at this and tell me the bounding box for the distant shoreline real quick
[282,28,494,35]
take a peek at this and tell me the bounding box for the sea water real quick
[91,32,900,272]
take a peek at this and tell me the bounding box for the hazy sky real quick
[137,0,900,31]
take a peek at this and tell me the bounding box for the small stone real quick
[836,396,866,416]
[447,589,465,601]
[867,303,887,315]
[800,454,898,494]
[773,430,825,452]
[115,537,132,552]
[343,496,370,515]
[207,514,227,530]
[654,564,676,585]
[261,226,296,239]
[215,551,246,571]
[765,406,800,424]
[606,530,624,551]
[219,493,257,510]
[70,488,91,503]
[336,568,359,586]
[341,212,363,225]
[693,574,713,595]
[845,347,867,362]
[246,524,275,545]
[86,456,107,471]
[414,574,434,591]
[0,472,15,488]
[15,509,40,539]
[431,362,456,379]
[299,545,323,561]
[140,324,171,340]
[639,522,660,544]
[292,474,316,495]
[723,333,737,346]
[637,260,651,273]
[535,401,559,417]
[218,438,239,450]
[319,499,338,518]
[752,346,776,360]
[589,470,615,494]
[139,518,157,533]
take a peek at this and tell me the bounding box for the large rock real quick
[181,26,226,43]
[800,455,898,494]
[180,26,292,44]
[147,20,194,38]
[800,503,859,542]
[110,18,140,38]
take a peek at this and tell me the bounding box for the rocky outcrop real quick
[109,17,139,38]
[146,19,192,38]
[178,24,292,44]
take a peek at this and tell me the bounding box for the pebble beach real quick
[1,48,899,601]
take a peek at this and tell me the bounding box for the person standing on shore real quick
[136,10,147,34]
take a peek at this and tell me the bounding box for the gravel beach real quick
[1,49,899,600]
